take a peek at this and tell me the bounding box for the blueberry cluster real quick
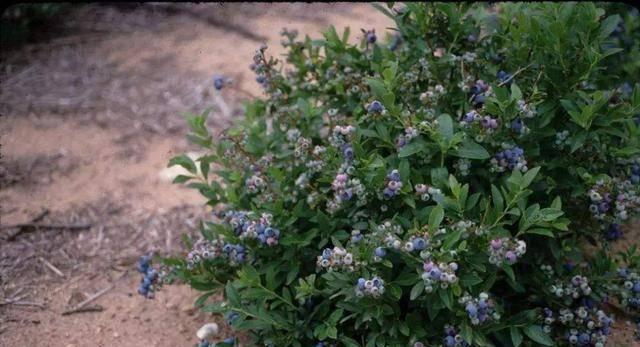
[459,51,477,63]
[490,146,528,173]
[419,84,445,105]
[366,100,385,114]
[510,118,529,135]
[350,229,364,244]
[293,135,312,160]
[459,110,499,133]
[414,183,442,201]
[395,127,419,150]
[617,268,640,310]
[442,325,470,347]
[224,211,280,246]
[355,276,385,298]
[588,177,640,222]
[329,125,356,160]
[468,80,491,107]
[603,223,623,241]
[543,306,613,347]
[517,99,536,118]
[221,243,247,265]
[329,172,366,210]
[550,275,593,299]
[421,261,458,292]
[382,169,402,199]
[137,254,159,298]
[459,292,498,325]
[554,130,570,148]
[487,237,526,265]
[631,163,640,184]
[316,246,356,272]
[452,220,483,237]
[460,110,479,126]
[250,43,276,91]
[186,237,226,269]
[453,158,472,176]
[403,235,429,252]
[588,186,614,220]
[245,173,266,194]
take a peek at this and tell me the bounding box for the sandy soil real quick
[0,4,393,347]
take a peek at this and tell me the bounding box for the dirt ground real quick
[0,3,394,347]
[0,3,638,347]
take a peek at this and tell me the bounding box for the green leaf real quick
[168,154,197,174]
[410,281,425,300]
[172,174,194,184]
[437,114,454,140]
[502,264,516,282]
[491,185,504,212]
[510,327,523,347]
[598,14,621,40]
[460,323,473,344]
[454,140,491,160]
[438,289,452,310]
[225,282,241,307]
[523,325,554,346]
[398,141,424,157]
[511,83,522,100]
[365,78,387,99]
[526,228,555,238]
[522,167,541,188]
[429,205,445,231]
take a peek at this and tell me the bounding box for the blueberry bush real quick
[148,3,640,346]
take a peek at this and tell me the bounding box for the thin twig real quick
[498,63,534,87]
[60,304,103,315]
[60,270,128,316]
[1,301,46,309]
[39,257,65,278]
[1,222,92,231]
[4,222,92,241]
[61,285,113,316]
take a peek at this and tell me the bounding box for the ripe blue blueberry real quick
[374,247,387,257]
[364,29,377,44]
[605,223,622,241]
[465,302,478,317]
[342,144,354,160]
[578,332,590,345]
[497,70,512,85]
[429,267,442,280]
[412,237,427,251]
[368,100,384,114]
[383,187,395,199]
[213,75,225,90]
[511,118,523,132]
